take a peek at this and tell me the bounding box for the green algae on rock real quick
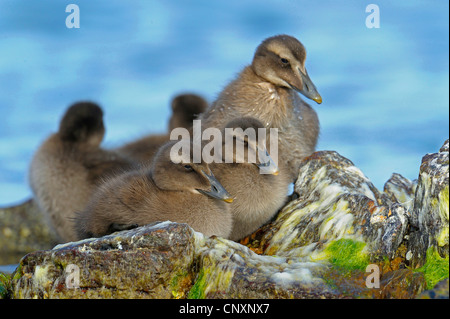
[324,239,370,272]
[415,247,449,290]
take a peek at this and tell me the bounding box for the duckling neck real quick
[220,66,297,128]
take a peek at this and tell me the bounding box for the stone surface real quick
[11,222,196,299]
[256,151,410,265]
[408,139,449,269]
[383,173,417,213]
[3,139,449,299]
[416,278,449,299]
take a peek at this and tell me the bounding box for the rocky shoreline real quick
[1,139,448,299]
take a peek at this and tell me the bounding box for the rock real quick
[416,278,449,299]
[192,234,340,299]
[257,151,409,264]
[408,139,449,272]
[8,219,430,299]
[10,221,344,299]
[0,199,59,265]
[375,269,425,299]
[4,140,449,299]
[0,272,10,299]
[11,222,196,298]
[383,173,417,213]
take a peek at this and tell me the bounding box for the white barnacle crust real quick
[192,231,329,296]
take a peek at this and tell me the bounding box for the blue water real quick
[0,0,448,206]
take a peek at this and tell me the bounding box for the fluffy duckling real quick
[210,117,290,241]
[200,34,321,181]
[116,93,208,163]
[29,102,136,243]
[169,93,209,131]
[74,140,234,239]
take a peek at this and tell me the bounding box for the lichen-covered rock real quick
[11,222,196,298]
[258,151,409,265]
[0,199,59,265]
[8,220,429,299]
[191,235,340,299]
[408,139,449,269]
[383,173,417,213]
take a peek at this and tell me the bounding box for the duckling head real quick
[169,93,208,131]
[252,34,322,104]
[151,140,233,202]
[59,101,105,147]
[223,117,279,175]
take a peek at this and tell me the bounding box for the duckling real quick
[169,93,209,131]
[29,102,136,243]
[200,34,321,181]
[74,140,234,240]
[116,93,208,163]
[210,117,290,241]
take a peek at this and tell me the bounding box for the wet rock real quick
[11,222,196,298]
[408,139,449,269]
[0,199,59,265]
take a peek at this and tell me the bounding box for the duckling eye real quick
[280,58,289,64]
[183,165,193,171]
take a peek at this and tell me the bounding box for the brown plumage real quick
[169,93,209,131]
[116,93,208,163]
[74,140,234,240]
[200,34,321,181]
[210,117,290,241]
[29,102,136,243]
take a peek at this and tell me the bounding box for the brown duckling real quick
[200,34,322,182]
[210,117,290,241]
[74,140,234,240]
[29,102,136,243]
[116,93,208,163]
